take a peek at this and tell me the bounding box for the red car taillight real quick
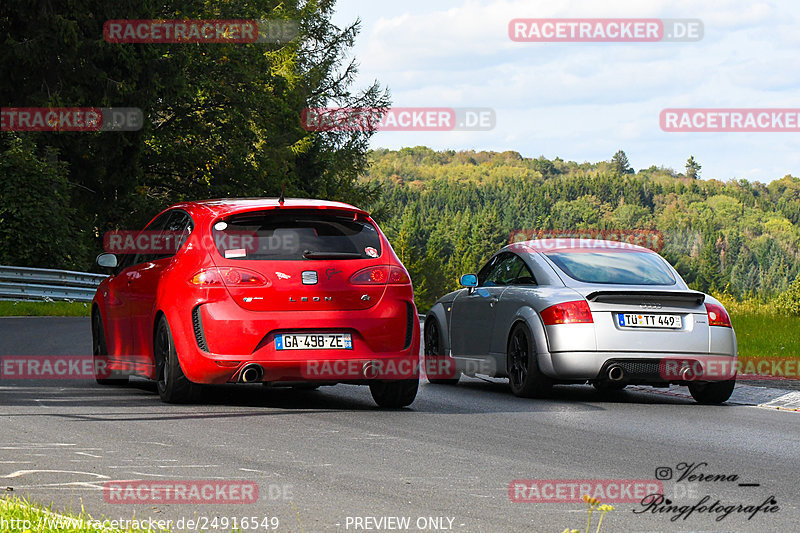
[190,267,269,287]
[705,303,732,327]
[350,265,410,285]
[541,300,594,325]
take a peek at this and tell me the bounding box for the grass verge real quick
[0,301,90,317]
[0,495,167,532]
[714,294,800,359]
[729,311,800,359]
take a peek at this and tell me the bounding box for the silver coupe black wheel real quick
[507,323,552,398]
[424,319,460,385]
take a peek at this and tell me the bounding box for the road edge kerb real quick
[756,390,800,412]
[629,384,800,412]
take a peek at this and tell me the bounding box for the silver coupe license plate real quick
[618,313,682,329]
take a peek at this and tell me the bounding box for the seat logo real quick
[302,271,318,285]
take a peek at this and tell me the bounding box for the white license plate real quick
[275,333,352,350]
[618,313,682,329]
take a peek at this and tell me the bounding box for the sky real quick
[330,0,800,183]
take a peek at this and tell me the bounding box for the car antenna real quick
[278,182,285,206]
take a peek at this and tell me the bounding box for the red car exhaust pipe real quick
[362,362,379,379]
[240,364,264,383]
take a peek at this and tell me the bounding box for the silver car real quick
[423,239,738,404]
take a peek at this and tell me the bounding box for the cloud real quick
[333,0,800,181]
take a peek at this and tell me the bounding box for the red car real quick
[92,198,420,407]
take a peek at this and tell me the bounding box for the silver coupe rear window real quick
[545,251,676,285]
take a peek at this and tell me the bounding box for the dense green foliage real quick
[776,277,800,315]
[364,147,800,312]
[0,0,386,269]
[2,1,799,319]
[0,137,88,268]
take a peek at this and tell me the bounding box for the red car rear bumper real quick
[165,289,420,384]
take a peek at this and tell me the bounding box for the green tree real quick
[776,276,800,315]
[0,0,388,268]
[611,150,633,175]
[686,156,701,179]
[0,137,88,269]
[364,148,800,304]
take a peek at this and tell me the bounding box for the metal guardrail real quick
[0,265,106,302]
[0,266,435,310]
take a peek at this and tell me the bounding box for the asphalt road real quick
[0,317,798,533]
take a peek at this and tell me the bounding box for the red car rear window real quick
[212,209,382,261]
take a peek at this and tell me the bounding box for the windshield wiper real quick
[302,250,364,259]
